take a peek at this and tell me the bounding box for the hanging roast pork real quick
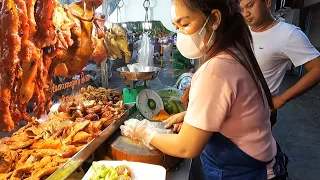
[0,0,107,132]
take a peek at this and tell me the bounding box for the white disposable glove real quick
[120,119,168,150]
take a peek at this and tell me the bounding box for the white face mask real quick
[176,17,215,59]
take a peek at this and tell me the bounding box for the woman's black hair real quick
[180,0,274,110]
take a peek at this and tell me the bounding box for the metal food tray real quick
[117,66,160,81]
[46,103,136,180]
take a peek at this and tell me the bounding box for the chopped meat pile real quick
[0,86,125,179]
[0,0,107,132]
[79,86,123,104]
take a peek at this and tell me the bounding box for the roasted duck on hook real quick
[52,0,107,77]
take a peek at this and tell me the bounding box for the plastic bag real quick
[127,63,145,72]
[137,33,154,67]
[127,63,159,72]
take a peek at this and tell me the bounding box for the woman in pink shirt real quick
[120,0,288,179]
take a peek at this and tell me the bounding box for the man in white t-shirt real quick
[240,0,320,126]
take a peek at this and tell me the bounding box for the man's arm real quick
[275,56,320,109]
[274,26,320,109]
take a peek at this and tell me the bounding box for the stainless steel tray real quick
[117,66,160,81]
[46,103,136,180]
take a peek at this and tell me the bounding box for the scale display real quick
[136,89,164,120]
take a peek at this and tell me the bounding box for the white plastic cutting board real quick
[82,160,166,180]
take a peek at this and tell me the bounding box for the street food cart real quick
[0,0,193,179]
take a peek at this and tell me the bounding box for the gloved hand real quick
[120,119,158,150]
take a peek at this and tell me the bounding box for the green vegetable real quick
[168,100,179,114]
[166,104,173,114]
[176,101,184,113]
[90,172,100,180]
[90,162,121,180]
[165,100,184,114]
[159,90,180,97]
[92,162,101,171]
[105,167,118,180]
[100,169,109,178]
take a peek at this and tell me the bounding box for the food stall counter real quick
[166,158,192,180]
[91,110,192,180]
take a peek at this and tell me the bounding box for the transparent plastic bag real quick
[127,63,158,72]
[137,34,154,67]
[127,63,144,72]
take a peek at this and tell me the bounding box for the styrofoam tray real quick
[82,160,166,180]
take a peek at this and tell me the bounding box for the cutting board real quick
[96,130,183,169]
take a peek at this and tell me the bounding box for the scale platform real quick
[117,66,160,82]
[117,66,163,119]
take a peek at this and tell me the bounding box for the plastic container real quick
[82,160,166,180]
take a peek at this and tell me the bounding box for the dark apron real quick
[200,133,287,180]
[270,110,278,127]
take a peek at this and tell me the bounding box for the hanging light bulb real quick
[122,23,127,28]
[142,0,152,31]
[142,22,145,29]
[148,22,152,29]
[142,22,147,30]
[142,22,152,30]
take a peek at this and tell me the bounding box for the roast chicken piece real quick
[52,1,95,77]
[104,24,131,63]
[92,31,108,64]
[88,7,108,65]
[112,24,132,63]
[52,20,94,77]
[0,144,16,173]
[105,31,122,60]
[51,4,76,50]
